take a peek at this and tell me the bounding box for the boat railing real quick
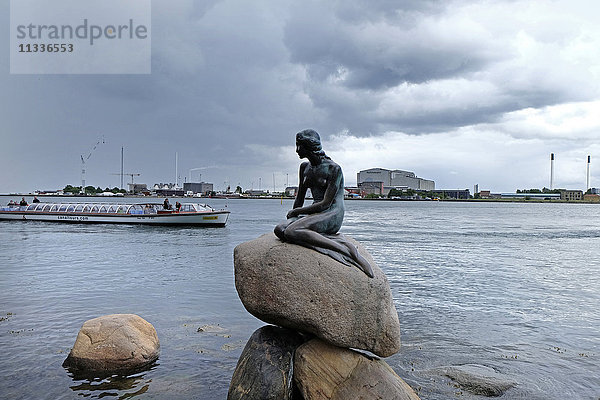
[1,202,221,214]
[1,205,28,211]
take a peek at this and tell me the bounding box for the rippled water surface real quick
[0,197,599,399]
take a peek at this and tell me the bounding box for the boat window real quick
[66,205,76,212]
[127,205,141,214]
[91,206,99,213]
[107,205,117,213]
[59,205,68,212]
[82,205,91,212]
[99,206,108,213]
[49,205,58,212]
[35,204,45,211]
[117,205,128,213]
[27,205,36,211]
[75,205,84,212]
[182,204,194,212]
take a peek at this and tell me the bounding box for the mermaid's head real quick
[296,129,328,159]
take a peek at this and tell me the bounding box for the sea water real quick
[0,197,598,399]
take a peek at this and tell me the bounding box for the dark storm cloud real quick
[1,0,599,193]
[282,0,598,135]
[284,0,496,88]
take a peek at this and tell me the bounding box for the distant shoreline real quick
[347,197,599,204]
[0,193,597,204]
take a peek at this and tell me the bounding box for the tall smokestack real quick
[550,153,555,190]
[587,155,591,191]
[120,147,124,190]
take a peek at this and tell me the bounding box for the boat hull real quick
[0,210,230,226]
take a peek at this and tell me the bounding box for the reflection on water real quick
[67,364,157,399]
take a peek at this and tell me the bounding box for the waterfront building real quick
[285,186,298,197]
[584,194,600,202]
[357,168,435,191]
[183,182,213,195]
[245,189,268,196]
[433,189,471,199]
[501,193,560,200]
[358,181,384,196]
[127,183,148,194]
[561,190,583,201]
[155,188,185,196]
[344,187,360,198]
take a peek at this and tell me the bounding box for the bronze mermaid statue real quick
[274,129,374,278]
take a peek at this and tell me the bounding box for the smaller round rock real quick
[63,314,159,374]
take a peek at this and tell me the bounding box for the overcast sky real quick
[2,0,600,194]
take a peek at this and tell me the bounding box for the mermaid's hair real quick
[296,129,329,159]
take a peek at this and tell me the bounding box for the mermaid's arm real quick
[293,162,308,209]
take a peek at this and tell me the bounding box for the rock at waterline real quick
[228,325,308,400]
[234,233,401,358]
[294,339,420,400]
[63,314,159,373]
[433,364,517,397]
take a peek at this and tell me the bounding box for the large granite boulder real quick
[294,339,420,400]
[63,314,159,374]
[228,325,308,400]
[234,233,401,357]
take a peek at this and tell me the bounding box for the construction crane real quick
[110,172,141,190]
[81,137,105,194]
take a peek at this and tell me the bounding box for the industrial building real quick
[127,183,148,194]
[432,189,470,200]
[358,181,384,196]
[561,190,583,201]
[357,168,435,196]
[183,182,214,196]
[500,193,560,200]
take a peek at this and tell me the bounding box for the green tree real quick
[63,185,81,194]
[387,188,403,198]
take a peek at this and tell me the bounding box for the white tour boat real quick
[0,202,230,226]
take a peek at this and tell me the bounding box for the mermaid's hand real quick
[286,209,299,219]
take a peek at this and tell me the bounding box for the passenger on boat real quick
[32,197,40,203]
[175,202,182,212]
[163,198,171,210]
[19,198,28,206]
[7,200,16,206]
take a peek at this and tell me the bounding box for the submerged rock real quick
[294,339,420,400]
[234,233,401,357]
[228,325,307,400]
[434,364,516,397]
[63,314,159,374]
